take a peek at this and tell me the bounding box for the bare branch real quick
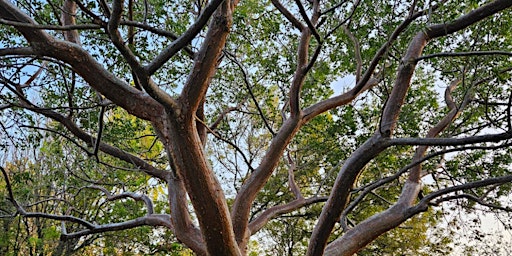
[308,135,390,256]
[248,196,328,235]
[166,171,206,254]
[417,50,512,62]
[1,166,97,229]
[209,101,245,131]
[271,0,304,31]
[408,78,468,183]
[321,0,351,16]
[302,76,380,122]
[294,0,321,42]
[105,0,178,109]
[416,175,512,211]
[344,141,512,219]
[231,115,301,242]
[224,51,275,136]
[60,214,173,240]
[195,115,256,173]
[434,193,512,212]
[353,8,429,102]
[87,186,154,214]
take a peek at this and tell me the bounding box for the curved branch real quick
[87,185,155,214]
[342,25,362,82]
[344,141,512,219]
[408,78,468,183]
[307,135,390,256]
[248,196,328,235]
[353,7,429,103]
[434,193,512,212]
[224,51,275,136]
[1,166,96,229]
[286,153,302,199]
[415,174,512,211]
[231,115,301,248]
[302,76,380,123]
[60,214,173,240]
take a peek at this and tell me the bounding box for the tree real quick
[1,0,512,255]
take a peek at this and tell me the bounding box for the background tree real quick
[1,0,512,255]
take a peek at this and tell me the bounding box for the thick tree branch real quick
[323,182,421,256]
[180,0,234,117]
[337,78,470,243]
[145,0,225,75]
[0,46,35,56]
[231,1,322,247]
[0,0,164,122]
[104,0,177,110]
[352,7,429,101]
[425,0,512,40]
[311,1,512,255]
[166,175,206,254]
[390,132,512,147]
[60,0,80,44]
[307,135,390,256]
[231,115,301,249]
